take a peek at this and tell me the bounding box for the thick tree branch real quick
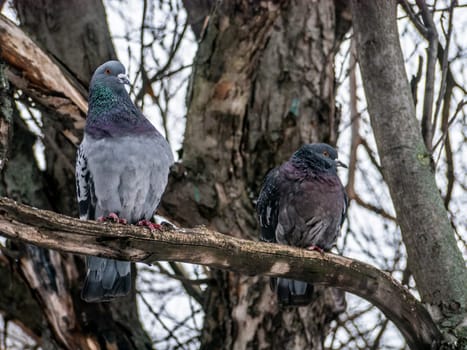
[0,15,86,112]
[0,14,86,145]
[0,197,440,349]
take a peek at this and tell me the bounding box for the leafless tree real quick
[0,0,465,349]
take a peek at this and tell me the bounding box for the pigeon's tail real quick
[272,277,314,306]
[81,257,131,302]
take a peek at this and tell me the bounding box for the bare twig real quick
[346,36,360,200]
[138,292,185,348]
[410,55,423,107]
[370,318,390,350]
[168,261,205,305]
[431,0,455,143]
[415,0,438,152]
[359,137,382,173]
[351,193,397,222]
[433,99,466,153]
[399,0,428,36]
[135,18,189,102]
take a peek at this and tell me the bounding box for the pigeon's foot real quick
[306,245,324,255]
[97,212,127,224]
[136,220,161,231]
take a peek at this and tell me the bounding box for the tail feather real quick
[271,277,314,306]
[82,257,131,302]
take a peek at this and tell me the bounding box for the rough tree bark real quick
[13,0,116,87]
[0,2,151,348]
[0,62,12,171]
[351,0,467,347]
[162,1,349,348]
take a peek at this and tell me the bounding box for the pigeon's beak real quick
[118,73,130,85]
[335,159,348,168]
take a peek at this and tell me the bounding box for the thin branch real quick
[409,55,423,107]
[359,137,382,173]
[135,18,189,102]
[138,292,185,348]
[415,0,438,152]
[400,3,466,96]
[168,262,205,305]
[0,196,440,349]
[346,35,360,201]
[431,0,455,142]
[399,0,428,36]
[371,316,390,350]
[351,194,397,222]
[433,99,466,154]
[442,130,454,208]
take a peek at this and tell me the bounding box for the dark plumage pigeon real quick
[76,60,174,302]
[257,143,347,306]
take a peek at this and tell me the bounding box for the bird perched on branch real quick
[257,143,347,306]
[76,60,173,302]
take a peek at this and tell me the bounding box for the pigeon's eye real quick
[323,151,329,157]
[105,68,111,75]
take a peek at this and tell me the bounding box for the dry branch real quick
[0,14,86,144]
[0,197,440,349]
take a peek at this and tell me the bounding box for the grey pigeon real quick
[76,60,174,302]
[257,143,347,306]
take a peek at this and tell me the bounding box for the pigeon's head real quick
[292,143,347,171]
[90,60,130,91]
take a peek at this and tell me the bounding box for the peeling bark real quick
[0,14,86,146]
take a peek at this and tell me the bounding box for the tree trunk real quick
[351,0,467,346]
[162,1,347,348]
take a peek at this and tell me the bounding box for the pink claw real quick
[307,245,324,255]
[137,220,162,231]
[97,213,127,224]
[107,212,120,222]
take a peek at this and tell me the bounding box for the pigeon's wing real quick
[257,167,280,243]
[76,143,96,220]
[77,141,132,302]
